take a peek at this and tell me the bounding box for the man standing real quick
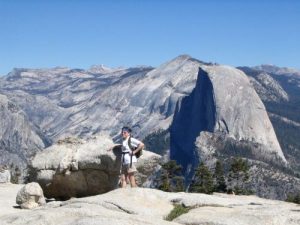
[110,126,144,188]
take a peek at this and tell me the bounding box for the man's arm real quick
[132,142,144,155]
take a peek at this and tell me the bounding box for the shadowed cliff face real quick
[170,68,216,175]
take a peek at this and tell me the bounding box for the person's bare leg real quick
[125,174,130,187]
[121,174,127,188]
[127,176,130,184]
[128,172,137,188]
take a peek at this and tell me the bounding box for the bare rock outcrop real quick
[248,72,289,102]
[1,186,299,225]
[16,182,45,209]
[30,134,161,199]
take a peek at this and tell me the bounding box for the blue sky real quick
[0,0,299,75]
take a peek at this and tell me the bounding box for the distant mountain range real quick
[0,55,299,199]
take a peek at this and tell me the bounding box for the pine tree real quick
[9,164,21,184]
[158,160,185,192]
[227,157,253,195]
[214,160,227,193]
[189,162,214,194]
[159,170,171,192]
[173,176,185,192]
[286,193,300,204]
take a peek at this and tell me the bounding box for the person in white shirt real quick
[109,126,144,188]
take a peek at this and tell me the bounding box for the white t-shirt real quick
[121,137,141,165]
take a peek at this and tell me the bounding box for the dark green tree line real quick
[214,160,227,193]
[189,162,214,194]
[157,160,184,192]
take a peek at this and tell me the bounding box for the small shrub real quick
[165,204,190,221]
[286,193,300,204]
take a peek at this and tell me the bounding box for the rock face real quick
[0,67,154,141]
[203,66,285,160]
[240,66,300,174]
[1,186,299,225]
[30,134,161,199]
[249,72,289,102]
[238,67,289,102]
[0,56,204,142]
[171,65,287,177]
[16,182,45,209]
[0,168,11,183]
[0,94,49,181]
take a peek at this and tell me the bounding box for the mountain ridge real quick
[0,55,299,199]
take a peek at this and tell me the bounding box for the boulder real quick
[16,182,46,209]
[30,134,161,199]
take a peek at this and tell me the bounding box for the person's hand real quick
[130,150,135,156]
[108,144,121,152]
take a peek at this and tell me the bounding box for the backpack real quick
[128,136,143,158]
